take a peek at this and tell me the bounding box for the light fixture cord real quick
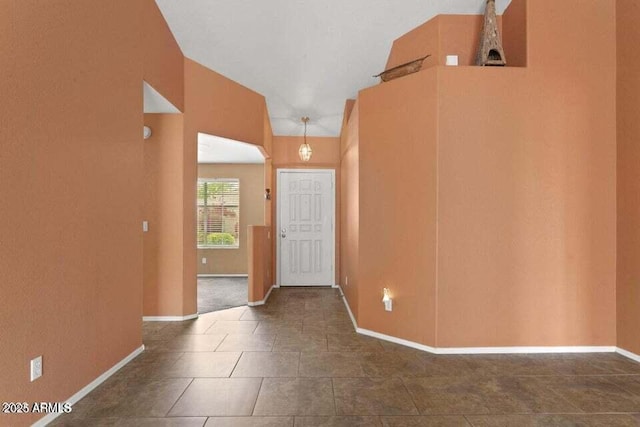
[304,119,307,144]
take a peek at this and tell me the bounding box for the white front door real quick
[278,170,335,286]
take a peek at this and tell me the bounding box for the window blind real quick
[197,179,240,247]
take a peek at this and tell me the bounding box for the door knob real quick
[281,228,286,239]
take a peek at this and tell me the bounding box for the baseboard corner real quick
[142,313,199,322]
[31,344,144,427]
[616,347,640,363]
[248,285,275,307]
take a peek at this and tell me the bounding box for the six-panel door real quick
[279,170,334,286]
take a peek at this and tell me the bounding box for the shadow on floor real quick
[197,276,247,314]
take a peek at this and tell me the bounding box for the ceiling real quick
[155,0,512,137]
[144,81,180,113]
[198,132,266,164]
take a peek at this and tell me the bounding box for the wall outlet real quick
[142,221,149,232]
[30,356,42,382]
[201,257,207,265]
[345,276,348,286]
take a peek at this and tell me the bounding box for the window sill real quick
[198,246,240,250]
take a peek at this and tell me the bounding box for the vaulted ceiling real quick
[155,0,512,137]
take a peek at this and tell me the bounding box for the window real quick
[197,179,240,248]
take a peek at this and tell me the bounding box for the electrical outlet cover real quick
[30,356,42,382]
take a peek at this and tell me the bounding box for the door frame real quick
[276,168,336,287]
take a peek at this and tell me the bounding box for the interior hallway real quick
[51,288,640,426]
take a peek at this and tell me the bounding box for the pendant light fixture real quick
[298,116,312,162]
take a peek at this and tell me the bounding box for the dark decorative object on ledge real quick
[374,55,431,82]
[265,188,271,200]
[476,0,507,66]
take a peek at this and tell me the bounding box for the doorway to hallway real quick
[197,276,248,314]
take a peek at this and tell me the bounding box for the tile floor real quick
[52,288,640,426]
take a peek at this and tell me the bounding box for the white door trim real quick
[276,168,336,287]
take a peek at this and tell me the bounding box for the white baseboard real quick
[359,327,616,355]
[198,274,248,278]
[143,313,198,322]
[433,345,617,355]
[617,347,640,363]
[337,285,621,357]
[337,285,358,331]
[358,327,439,353]
[248,285,275,307]
[32,345,145,427]
[273,283,280,288]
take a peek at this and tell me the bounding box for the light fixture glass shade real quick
[299,142,313,162]
[298,116,312,162]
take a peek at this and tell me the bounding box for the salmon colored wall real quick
[264,108,274,227]
[386,16,440,70]
[183,58,272,314]
[617,0,640,355]
[437,0,616,347]
[502,0,528,67]
[184,59,267,148]
[197,164,266,275]
[385,15,503,71]
[358,70,439,346]
[271,136,341,286]
[340,101,360,319]
[248,226,273,303]
[344,0,617,349]
[142,0,184,111]
[340,100,356,156]
[143,114,185,316]
[0,2,144,425]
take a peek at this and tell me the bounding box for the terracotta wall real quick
[142,0,184,111]
[182,58,272,314]
[358,70,439,345]
[385,15,503,71]
[271,136,341,286]
[197,164,266,275]
[502,0,527,67]
[340,100,360,319]
[344,0,617,348]
[248,226,273,303]
[0,2,144,425]
[263,108,274,227]
[617,0,640,355]
[143,114,185,316]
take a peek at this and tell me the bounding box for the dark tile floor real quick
[52,288,640,426]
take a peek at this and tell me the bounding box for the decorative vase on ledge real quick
[476,0,507,66]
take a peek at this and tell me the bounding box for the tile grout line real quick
[462,414,476,426]
[163,377,195,417]
[399,376,421,416]
[212,333,228,351]
[250,377,265,416]
[228,351,244,378]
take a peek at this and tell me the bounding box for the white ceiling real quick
[198,132,266,164]
[155,0,512,136]
[143,81,180,113]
